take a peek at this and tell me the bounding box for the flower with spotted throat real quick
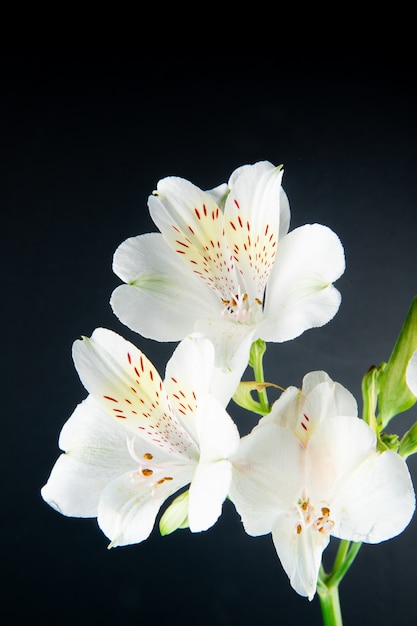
[229,371,415,600]
[41,329,241,547]
[110,161,345,371]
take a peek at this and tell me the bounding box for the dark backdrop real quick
[3,37,417,625]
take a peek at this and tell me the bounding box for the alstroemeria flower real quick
[229,371,415,600]
[110,161,345,371]
[41,329,240,547]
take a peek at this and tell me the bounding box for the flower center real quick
[127,438,191,496]
[221,288,263,324]
[295,498,335,536]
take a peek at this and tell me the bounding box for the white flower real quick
[110,161,345,371]
[41,329,240,547]
[229,371,415,600]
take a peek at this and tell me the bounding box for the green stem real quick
[317,541,362,626]
[318,584,343,626]
[249,339,269,413]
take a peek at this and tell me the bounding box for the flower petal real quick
[271,513,329,600]
[98,466,192,547]
[306,416,376,503]
[224,162,286,300]
[188,459,233,532]
[41,396,136,517]
[111,233,218,341]
[148,177,240,298]
[330,449,415,543]
[194,394,240,461]
[230,424,304,536]
[72,328,198,459]
[260,224,345,342]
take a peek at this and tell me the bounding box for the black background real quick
[3,33,417,625]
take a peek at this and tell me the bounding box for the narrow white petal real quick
[188,460,233,532]
[331,449,415,543]
[272,514,329,600]
[148,177,241,299]
[261,224,345,342]
[98,467,192,547]
[111,233,218,341]
[224,162,284,300]
[406,350,417,397]
[194,394,240,461]
[72,328,198,459]
[229,424,304,536]
[260,385,304,432]
[164,334,215,433]
[300,371,334,394]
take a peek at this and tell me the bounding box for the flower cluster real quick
[42,161,416,609]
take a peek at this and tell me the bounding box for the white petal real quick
[227,161,291,239]
[229,424,304,536]
[111,233,218,341]
[272,514,329,600]
[224,162,284,300]
[188,460,233,532]
[307,416,376,503]
[300,370,333,394]
[72,328,198,459]
[259,385,304,432]
[331,449,415,543]
[41,396,136,517]
[194,394,240,461]
[98,467,192,547]
[261,224,345,342]
[406,349,417,397]
[148,177,241,298]
[163,334,215,442]
[299,379,358,443]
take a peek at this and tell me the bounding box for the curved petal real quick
[331,449,415,543]
[229,424,304,536]
[307,416,376,503]
[260,224,345,342]
[272,514,329,600]
[227,161,291,239]
[148,177,241,298]
[194,394,240,461]
[406,349,417,397]
[224,162,284,300]
[111,233,219,341]
[41,396,136,517]
[259,385,304,431]
[72,328,198,460]
[188,459,233,532]
[299,379,358,443]
[98,466,192,547]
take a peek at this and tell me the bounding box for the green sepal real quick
[232,381,283,415]
[159,491,189,536]
[399,422,417,459]
[378,432,400,453]
[378,296,417,428]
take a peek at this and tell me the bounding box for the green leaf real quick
[399,422,417,459]
[378,296,417,428]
